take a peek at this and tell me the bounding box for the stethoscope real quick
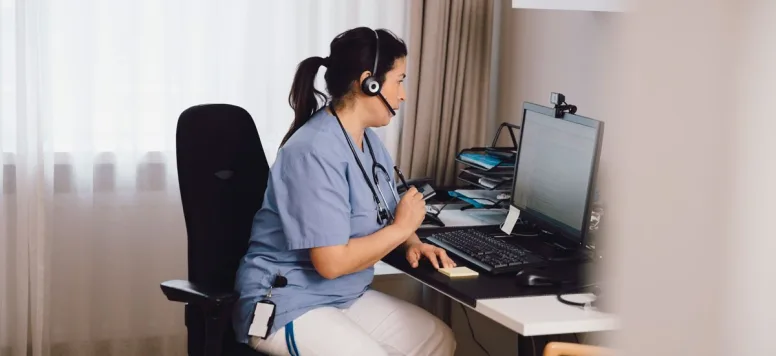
[330,104,401,226]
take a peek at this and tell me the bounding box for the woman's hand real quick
[405,242,456,269]
[393,187,426,236]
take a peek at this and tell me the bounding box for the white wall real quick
[495,9,616,125]
[494,6,620,184]
[728,2,776,354]
[602,0,776,354]
[493,1,776,355]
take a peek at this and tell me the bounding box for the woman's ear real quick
[356,70,372,95]
[359,70,372,84]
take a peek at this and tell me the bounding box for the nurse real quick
[232,27,458,356]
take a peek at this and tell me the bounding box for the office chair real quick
[160,104,270,356]
[543,341,613,356]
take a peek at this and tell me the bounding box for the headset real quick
[328,28,403,226]
[360,28,397,117]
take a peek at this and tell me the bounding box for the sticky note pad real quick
[438,266,479,278]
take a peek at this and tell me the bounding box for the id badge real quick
[248,300,276,339]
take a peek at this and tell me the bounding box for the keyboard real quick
[425,228,544,274]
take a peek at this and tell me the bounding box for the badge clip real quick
[248,274,288,340]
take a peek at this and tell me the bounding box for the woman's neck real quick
[331,102,369,150]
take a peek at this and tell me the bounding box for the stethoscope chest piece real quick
[377,207,390,225]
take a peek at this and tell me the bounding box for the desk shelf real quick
[452,123,518,210]
[512,0,626,12]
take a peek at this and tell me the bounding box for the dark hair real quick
[280,27,408,147]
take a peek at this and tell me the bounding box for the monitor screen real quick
[511,103,603,246]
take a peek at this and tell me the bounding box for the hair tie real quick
[321,57,330,67]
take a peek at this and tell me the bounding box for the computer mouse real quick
[515,268,557,287]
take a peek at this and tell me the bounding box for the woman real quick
[232,27,458,356]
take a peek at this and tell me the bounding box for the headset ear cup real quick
[362,77,380,96]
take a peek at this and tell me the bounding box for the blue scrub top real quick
[232,108,399,344]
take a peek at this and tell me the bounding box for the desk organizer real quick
[455,122,519,191]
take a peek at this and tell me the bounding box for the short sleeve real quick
[274,151,351,250]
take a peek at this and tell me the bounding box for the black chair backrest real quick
[176,104,269,293]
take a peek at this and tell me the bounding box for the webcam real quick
[550,92,577,118]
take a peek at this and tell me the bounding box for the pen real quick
[393,166,410,191]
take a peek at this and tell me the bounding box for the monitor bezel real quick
[509,102,604,248]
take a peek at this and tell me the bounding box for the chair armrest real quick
[161,279,239,356]
[160,279,238,308]
[543,342,613,356]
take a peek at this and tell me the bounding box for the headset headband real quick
[361,28,396,116]
[371,28,379,78]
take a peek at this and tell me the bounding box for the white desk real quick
[476,294,618,336]
[374,204,619,337]
[374,261,402,276]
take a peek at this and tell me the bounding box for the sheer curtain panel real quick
[0,1,409,355]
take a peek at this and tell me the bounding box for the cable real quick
[511,232,540,237]
[430,202,449,216]
[556,294,587,308]
[556,283,601,308]
[459,304,491,356]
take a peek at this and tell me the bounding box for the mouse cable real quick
[459,304,491,356]
[555,283,601,308]
[556,294,587,308]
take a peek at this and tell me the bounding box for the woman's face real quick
[362,57,406,127]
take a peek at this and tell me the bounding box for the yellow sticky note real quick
[438,266,479,278]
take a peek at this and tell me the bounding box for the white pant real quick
[249,289,456,356]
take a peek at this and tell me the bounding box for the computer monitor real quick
[510,102,604,248]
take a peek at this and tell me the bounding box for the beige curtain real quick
[398,0,497,330]
[399,0,496,187]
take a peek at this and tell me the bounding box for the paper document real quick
[453,189,508,200]
[458,152,503,170]
[448,189,509,208]
[478,178,501,189]
[435,209,507,227]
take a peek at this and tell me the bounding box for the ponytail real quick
[280,56,328,147]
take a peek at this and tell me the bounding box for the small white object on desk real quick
[500,205,521,234]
